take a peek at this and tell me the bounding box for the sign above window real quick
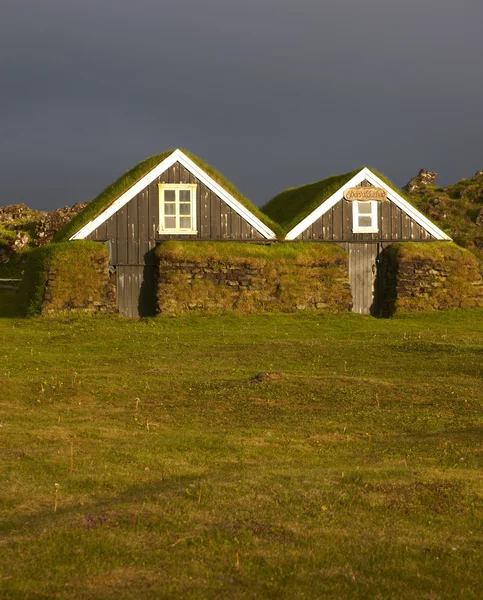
[344,187,386,201]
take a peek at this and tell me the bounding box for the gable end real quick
[286,168,451,242]
[71,150,276,241]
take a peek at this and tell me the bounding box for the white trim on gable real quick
[70,149,276,240]
[285,167,452,241]
[176,152,276,239]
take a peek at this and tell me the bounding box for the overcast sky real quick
[1,0,483,211]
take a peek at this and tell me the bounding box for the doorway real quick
[348,243,384,316]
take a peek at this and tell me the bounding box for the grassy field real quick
[0,301,482,599]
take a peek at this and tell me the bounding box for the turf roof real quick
[261,167,410,237]
[54,149,282,242]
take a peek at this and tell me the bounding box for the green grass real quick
[0,309,482,598]
[386,241,477,263]
[385,243,482,313]
[54,150,282,242]
[20,241,109,316]
[407,185,483,268]
[156,240,346,264]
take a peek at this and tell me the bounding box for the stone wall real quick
[156,243,351,315]
[22,241,117,316]
[382,242,483,314]
[42,258,117,315]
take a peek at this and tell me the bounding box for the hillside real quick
[0,202,87,278]
[404,169,483,267]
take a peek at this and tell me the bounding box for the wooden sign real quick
[344,187,386,201]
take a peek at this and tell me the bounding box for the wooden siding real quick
[338,242,391,316]
[296,180,436,243]
[86,162,264,266]
[116,265,156,318]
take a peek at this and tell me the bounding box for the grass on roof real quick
[261,167,415,237]
[54,150,282,242]
[386,241,475,263]
[155,240,347,265]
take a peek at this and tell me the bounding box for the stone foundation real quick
[382,243,483,313]
[156,245,352,315]
[22,241,118,316]
[42,259,117,314]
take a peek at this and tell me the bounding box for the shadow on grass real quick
[1,473,203,536]
[0,291,25,318]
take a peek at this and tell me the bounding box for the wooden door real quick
[116,265,157,318]
[349,243,381,315]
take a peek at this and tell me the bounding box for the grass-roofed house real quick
[56,149,278,317]
[262,167,452,315]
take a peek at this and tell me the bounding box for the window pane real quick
[179,190,191,203]
[358,202,372,214]
[358,216,373,227]
[164,216,176,229]
[179,203,191,215]
[164,190,176,202]
[164,202,176,215]
[179,217,192,229]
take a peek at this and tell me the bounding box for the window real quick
[352,201,378,233]
[158,184,197,234]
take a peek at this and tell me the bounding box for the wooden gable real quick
[71,150,275,267]
[285,168,450,243]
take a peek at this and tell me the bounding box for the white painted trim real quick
[362,169,451,240]
[70,149,276,240]
[158,183,197,234]
[352,200,378,233]
[285,167,451,241]
[70,152,179,240]
[285,170,374,241]
[175,151,276,239]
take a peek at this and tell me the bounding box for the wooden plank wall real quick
[297,180,435,243]
[86,161,264,266]
[116,265,156,318]
[347,243,379,315]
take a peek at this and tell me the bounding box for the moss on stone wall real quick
[22,242,117,316]
[155,242,351,315]
[383,242,483,313]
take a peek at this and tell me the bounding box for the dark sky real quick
[1,0,483,211]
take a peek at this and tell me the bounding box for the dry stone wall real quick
[382,243,483,313]
[21,242,118,316]
[156,253,351,315]
[42,258,117,315]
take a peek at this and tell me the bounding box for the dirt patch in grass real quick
[250,371,286,384]
[364,480,469,515]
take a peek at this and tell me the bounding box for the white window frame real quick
[158,183,197,234]
[352,201,379,233]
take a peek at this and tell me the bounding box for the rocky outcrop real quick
[0,202,88,251]
[34,203,88,244]
[0,204,42,223]
[404,169,438,193]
